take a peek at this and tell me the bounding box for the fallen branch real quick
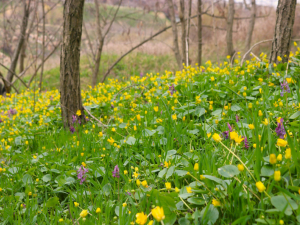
[83,106,108,127]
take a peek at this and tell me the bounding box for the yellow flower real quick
[112,127,116,132]
[274,171,281,181]
[234,135,244,144]
[256,181,266,193]
[277,139,287,147]
[194,163,199,171]
[277,56,282,61]
[212,133,222,142]
[200,175,205,180]
[151,206,165,222]
[175,187,180,193]
[207,133,212,138]
[248,124,255,130]
[28,192,32,196]
[154,106,158,112]
[96,208,101,213]
[210,76,215,81]
[147,220,154,225]
[82,162,86,167]
[164,161,170,168]
[165,182,171,190]
[132,171,140,178]
[59,218,64,222]
[280,220,284,225]
[212,199,221,207]
[258,110,263,117]
[123,203,127,207]
[108,137,115,145]
[124,170,128,175]
[277,154,283,161]
[76,110,81,116]
[186,186,192,193]
[294,42,298,46]
[286,78,292,84]
[141,180,148,187]
[248,103,252,109]
[230,131,238,140]
[172,114,177,120]
[33,155,37,159]
[237,164,244,172]
[269,154,277,164]
[136,114,141,121]
[80,209,88,218]
[136,212,148,225]
[262,118,269,125]
[285,148,292,159]
[74,202,79,207]
[136,179,141,186]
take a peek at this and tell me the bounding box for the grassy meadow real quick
[1,48,300,225]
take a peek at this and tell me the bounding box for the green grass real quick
[1,53,300,224]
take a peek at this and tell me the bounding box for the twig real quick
[83,106,108,127]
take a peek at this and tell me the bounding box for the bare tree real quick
[179,0,186,65]
[245,0,256,52]
[198,0,202,65]
[167,0,182,69]
[226,0,234,57]
[269,0,296,63]
[5,0,31,93]
[39,0,46,91]
[60,0,86,128]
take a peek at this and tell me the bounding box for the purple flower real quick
[77,166,88,185]
[243,136,249,149]
[222,131,229,139]
[111,104,114,109]
[112,165,120,178]
[70,126,75,133]
[235,115,240,122]
[169,84,176,96]
[280,81,290,97]
[275,118,286,138]
[72,115,77,124]
[126,191,132,196]
[140,73,144,78]
[227,123,233,132]
[7,108,17,117]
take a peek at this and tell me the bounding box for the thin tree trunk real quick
[6,0,30,93]
[179,0,186,65]
[60,0,85,128]
[167,0,182,69]
[198,0,202,65]
[186,0,192,66]
[245,0,256,51]
[92,0,104,87]
[269,0,296,63]
[39,0,46,92]
[226,0,235,57]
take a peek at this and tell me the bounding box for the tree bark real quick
[167,0,182,69]
[198,0,202,66]
[269,0,296,64]
[6,0,30,93]
[60,0,85,128]
[245,0,256,52]
[226,0,235,57]
[179,0,186,65]
[39,0,46,92]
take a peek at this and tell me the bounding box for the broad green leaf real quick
[46,197,59,207]
[187,197,206,205]
[261,165,274,177]
[200,205,219,225]
[230,104,241,111]
[271,195,298,216]
[290,111,300,119]
[22,174,33,185]
[158,168,168,178]
[126,136,136,145]
[178,218,190,225]
[42,174,52,183]
[166,166,175,179]
[218,165,240,178]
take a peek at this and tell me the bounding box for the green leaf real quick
[218,165,240,178]
[204,175,226,187]
[261,165,274,177]
[158,168,168,178]
[46,197,59,207]
[271,195,298,216]
[187,197,206,205]
[230,104,242,111]
[102,183,112,196]
[175,170,188,177]
[42,174,52,183]
[194,107,205,117]
[200,205,219,225]
[166,166,175,179]
[211,109,222,116]
[143,129,156,137]
[22,174,33,185]
[126,136,136,145]
[178,217,190,225]
[290,111,300,119]
[167,150,177,157]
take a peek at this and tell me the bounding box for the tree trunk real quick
[39,0,46,92]
[269,0,296,64]
[245,0,256,51]
[167,0,182,69]
[60,0,85,128]
[92,0,104,87]
[179,0,186,65]
[198,0,202,66]
[226,0,235,57]
[6,0,30,93]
